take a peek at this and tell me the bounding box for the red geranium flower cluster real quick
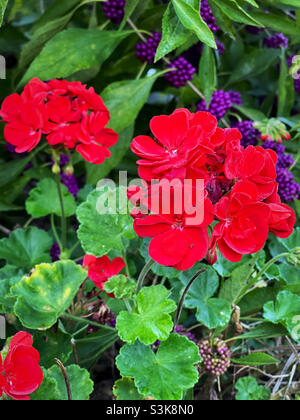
[129,109,295,269]
[0,78,118,164]
[0,332,43,400]
[83,255,126,297]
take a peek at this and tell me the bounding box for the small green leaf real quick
[231,353,280,366]
[12,260,87,329]
[0,227,52,271]
[19,29,132,86]
[0,265,25,312]
[199,44,217,106]
[26,178,77,218]
[180,265,232,329]
[116,285,176,345]
[116,334,201,400]
[0,0,8,27]
[235,377,270,401]
[104,275,136,300]
[77,187,135,257]
[210,0,263,26]
[113,378,145,400]
[48,364,94,400]
[232,323,288,341]
[101,72,168,133]
[155,3,192,62]
[172,0,216,48]
[264,291,300,341]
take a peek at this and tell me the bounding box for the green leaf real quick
[235,377,270,401]
[26,178,77,218]
[276,226,300,252]
[101,72,167,133]
[12,260,87,329]
[250,10,300,37]
[171,0,216,48]
[0,227,52,271]
[232,323,288,341]
[116,334,201,400]
[104,275,136,300]
[279,263,300,285]
[77,187,135,257]
[86,125,134,185]
[232,105,266,122]
[278,48,295,117]
[219,254,261,304]
[0,265,24,312]
[34,326,73,369]
[210,0,263,26]
[47,364,94,400]
[0,0,8,27]
[0,155,33,188]
[19,29,132,87]
[180,265,231,329]
[231,353,280,366]
[116,285,176,345]
[199,44,217,106]
[228,49,280,85]
[155,3,191,62]
[113,378,145,400]
[264,291,300,341]
[31,368,58,401]
[69,328,118,369]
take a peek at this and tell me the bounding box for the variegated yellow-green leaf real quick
[12,260,87,329]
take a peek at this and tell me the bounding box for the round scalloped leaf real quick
[0,227,52,271]
[113,378,145,400]
[47,364,94,401]
[104,275,136,299]
[31,368,58,401]
[12,260,87,329]
[0,265,25,312]
[116,334,201,400]
[116,285,176,345]
[77,187,135,257]
[26,178,76,218]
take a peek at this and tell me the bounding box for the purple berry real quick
[201,0,219,33]
[234,120,260,147]
[246,25,263,35]
[197,90,232,119]
[60,173,79,198]
[264,33,289,49]
[165,56,196,88]
[102,0,125,24]
[136,32,162,64]
[50,242,61,262]
[198,338,231,376]
[228,90,243,106]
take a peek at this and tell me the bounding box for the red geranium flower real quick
[0,332,43,401]
[210,181,271,262]
[83,255,126,296]
[133,182,214,271]
[131,109,217,181]
[225,145,278,201]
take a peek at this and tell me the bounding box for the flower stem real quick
[55,174,67,250]
[173,268,207,331]
[136,259,155,294]
[51,213,63,251]
[55,359,72,401]
[63,312,115,331]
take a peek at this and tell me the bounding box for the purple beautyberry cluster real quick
[102,0,125,24]
[234,120,260,147]
[201,0,219,33]
[136,32,162,64]
[50,242,61,262]
[197,90,242,119]
[288,55,300,94]
[198,338,231,376]
[174,325,197,342]
[262,140,300,203]
[264,33,289,49]
[61,173,79,199]
[165,57,196,88]
[246,25,263,35]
